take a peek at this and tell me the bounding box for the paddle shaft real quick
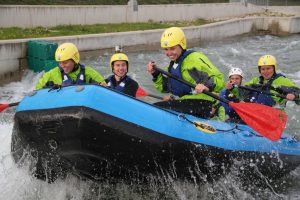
[236,85,300,102]
[147,93,164,100]
[155,67,230,104]
[9,102,19,107]
[136,87,164,100]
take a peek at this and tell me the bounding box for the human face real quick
[163,45,183,61]
[59,59,75,74]
[260,65,275,80]
[113,60,128,79]
[229,75,243,86]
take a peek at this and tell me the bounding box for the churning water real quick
[0,34,300,199]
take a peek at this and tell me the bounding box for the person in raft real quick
[220,67,250,123]
[245,54,300,110]
[105,52,139,97]
[36,42,106,90]
[146,27,225,119]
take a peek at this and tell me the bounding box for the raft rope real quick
[178,114,217,132]
[178,114,235,132]
[178,114,293,140]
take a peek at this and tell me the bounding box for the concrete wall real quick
[268,6,300,15]
[0,3,264,28]
[1,3,299,28]
[0,16,300,85]
[0,2,299,84]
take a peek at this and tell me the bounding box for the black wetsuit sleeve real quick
[124,79,139,97]
[188,68,215,92]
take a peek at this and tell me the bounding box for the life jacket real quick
[106,75,132,93]
[60,64,85,86]
[249,73,285,107]
[167,50,195,97]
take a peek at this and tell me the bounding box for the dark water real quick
[0,34,299,199]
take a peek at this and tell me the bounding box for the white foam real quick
[0,34,300,199]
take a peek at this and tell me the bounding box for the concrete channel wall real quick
[268,6,300,16]
[0,3,300,85]
[0,3,263,28]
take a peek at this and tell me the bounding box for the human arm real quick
[210,102,226,121]
[219,89,235,114]
[35,67,62,90]
[245,76,300,105]
[273,77,300,105]
[216,105,226,121]
[124,78,139,97]
[85,67,105,84]
[146,61,169,93]
[183,52,225,93]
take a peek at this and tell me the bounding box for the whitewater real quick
[0,34,300,199]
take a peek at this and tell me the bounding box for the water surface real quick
[0,34,300,199]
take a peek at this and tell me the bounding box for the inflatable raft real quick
[11,85,300,182]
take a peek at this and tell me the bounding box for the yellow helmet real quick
[110,53,129,71]
[258,55,277,71]
[160,27,186,50]
[55,43,80,64]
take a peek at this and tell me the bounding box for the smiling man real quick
[146,27,225,119]
[105,53,139,97]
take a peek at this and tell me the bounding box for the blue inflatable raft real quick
[11,85,300,182]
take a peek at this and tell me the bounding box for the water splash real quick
[0,34,300,199]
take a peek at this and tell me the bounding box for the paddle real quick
[0,102,19,112]
[155,67,287,141]
[136,87,163,100]
[234,85,300,103]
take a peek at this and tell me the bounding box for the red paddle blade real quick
[0,104,9,112]
[136,87,149,97]
[229,102,287,141]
